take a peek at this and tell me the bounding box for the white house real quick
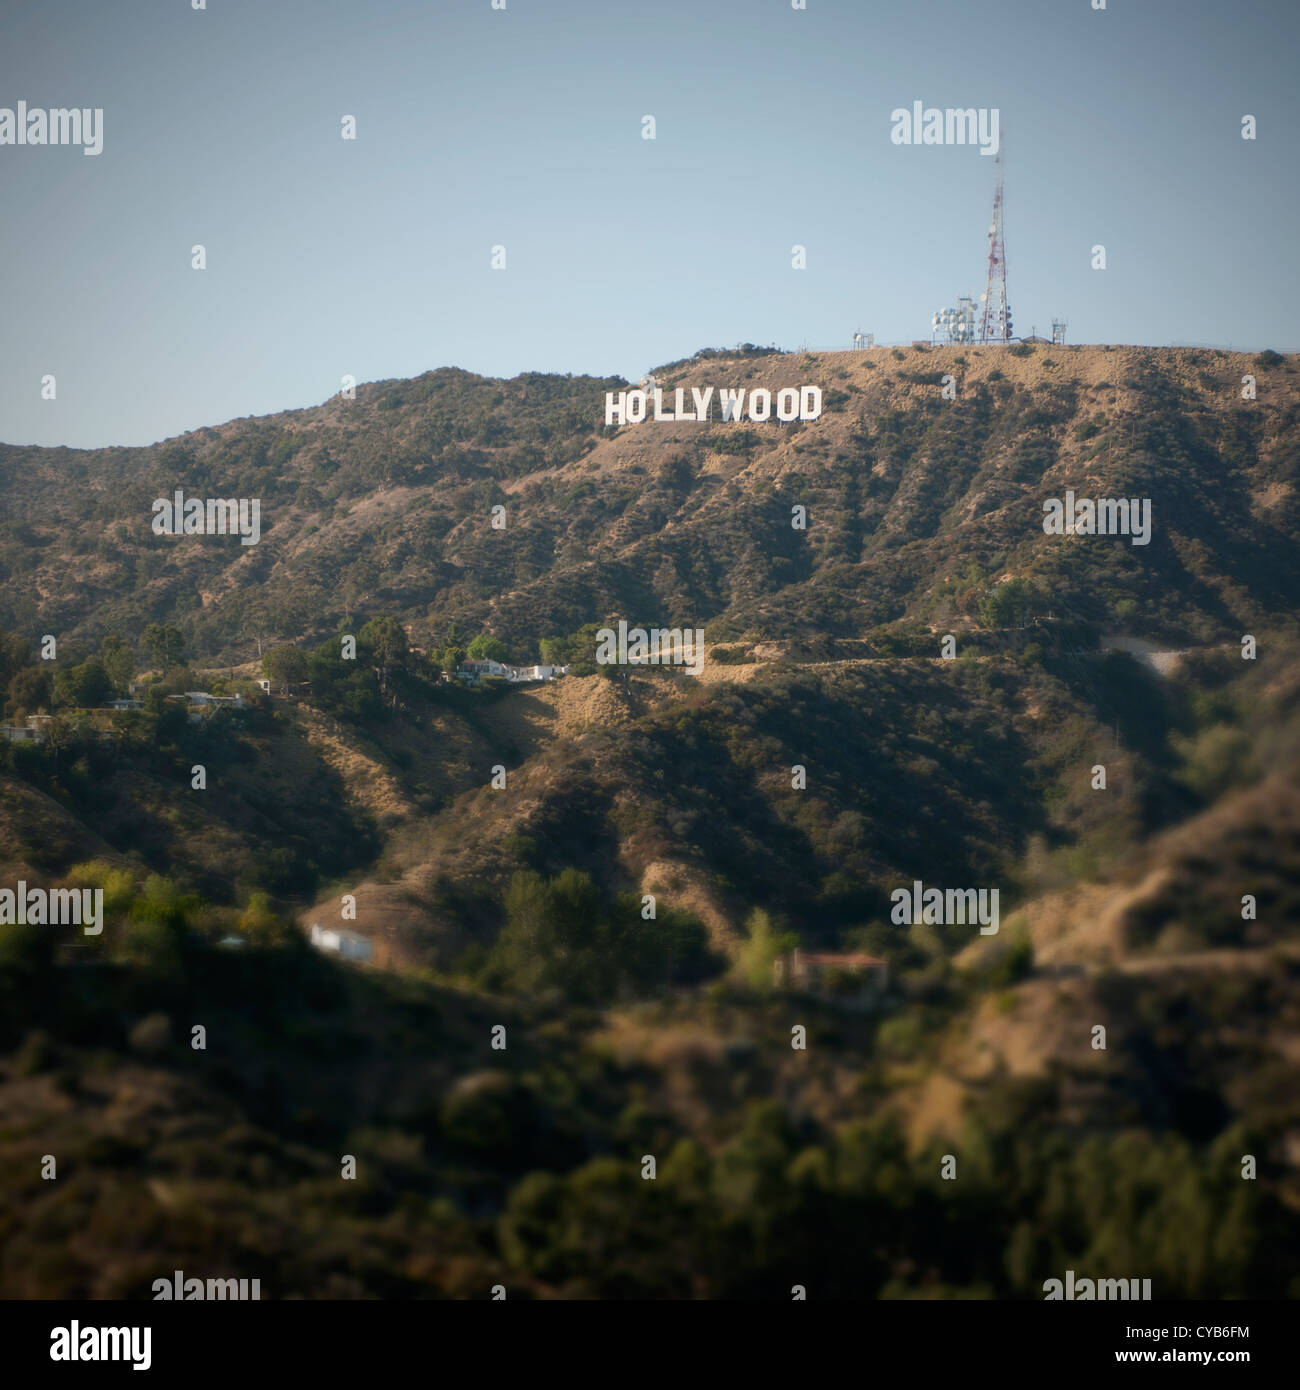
[309,923,372,962]
[516,664,569,682]
[183,692,245,721]
[185,691,244,708]
[3,713,56,743]
[458,660,569,685]
[458,659,510,680]
[773,949,889,1009]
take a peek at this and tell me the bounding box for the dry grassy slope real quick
[592,998,880,1145]
[0,775,122,881]
[0,963,538,1298]
[437,670,743,951]
[881,764,1300,1149]
[957,770,1300,975]
[146,346,1289,647]
[10,345,1297,970]
[4,345,1295,657]
[0,682,495,910]
[288,628,1145,967]
[901,935,1300,1152]
[450,344,1300,653]
[470,667,661,754]
[219,660,501,815]
[293,666,751,957]
[0,755,265,898]
[500,343,1293,501]
[485,677,741,944]
[266,706,416,824]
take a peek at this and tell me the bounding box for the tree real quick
[53,659,112,709]
[263,643,309,694]
[359,617,409,704]
[467,633,510,663]
[978,578,1040,630]
[6,666,51,719]
[236,596,272,660]
[734,908,799,991]
[490,869,609,1002]
[142,623,185,671]
[66,860,136,916]
[0,632,30,691]
[99,635,135,694]
[611,895,718,991]
[237,891,293,947]
[543,623,604,667]
[308,641,382,721]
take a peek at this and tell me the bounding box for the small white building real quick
[458,659,569,685]
[458,659,509,680]
[109,698,143,711]
[185,691,244,708]
[4,714,55,743]
[256,679,272,693]
[773,949,889,1007]
[183,692,245,721]
[309,923,372,962]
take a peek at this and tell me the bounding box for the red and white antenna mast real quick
[979,145,1012,344]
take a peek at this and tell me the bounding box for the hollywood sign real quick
[605,385,822,426]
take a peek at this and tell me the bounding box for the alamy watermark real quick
[890,880,999,935]
[1044,1271,1152,1300]
[49,1323,150,1370]
[153,1271,261,1300]
[1,882,102,935]
[152,490,261,546]
[0,102,103,155]
[595,620,705,677]
[890,102,1000,156]
[1043,490,1151,546]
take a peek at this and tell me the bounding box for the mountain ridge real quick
[2,344,1296,665]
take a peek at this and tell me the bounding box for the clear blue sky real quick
[1,0,1296,447]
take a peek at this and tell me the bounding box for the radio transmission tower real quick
[979,149,1012,344]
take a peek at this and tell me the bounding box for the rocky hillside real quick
[1,345,1296,661]
[2,345,1299,1299]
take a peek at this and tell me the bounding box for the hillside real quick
[2,344,1299,1299]
[2,345,1297,661]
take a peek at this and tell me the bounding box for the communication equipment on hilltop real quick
[932,296,979,344]
[979,148,1012,343]
[1051,319,1067,345]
